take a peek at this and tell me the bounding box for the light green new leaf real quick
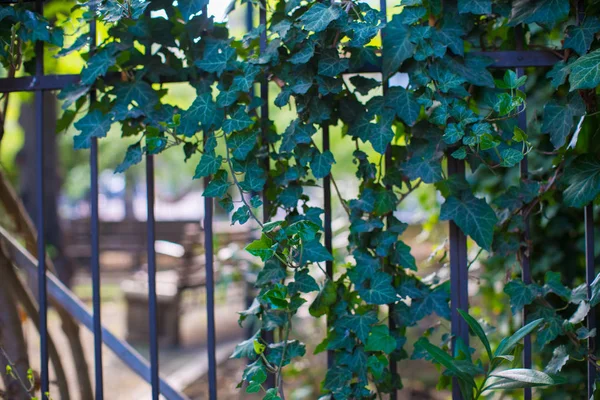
[365,325,396,354]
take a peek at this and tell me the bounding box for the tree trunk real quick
[0,252,31,400]
[17,91,74,287]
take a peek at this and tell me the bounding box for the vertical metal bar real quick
[34,0,49,398]
[379,1,398,397]
[586,204,596,396]
[323,125,333,369]
[146,155,159,400]
[201,6,217,398]
[89,15,104,399]
[514,25,532,400]
[258,1,276,388]
[447,158,469,400]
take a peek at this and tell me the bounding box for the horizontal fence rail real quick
[0,1,595,399]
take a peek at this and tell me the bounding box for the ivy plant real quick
[3,0,600,398]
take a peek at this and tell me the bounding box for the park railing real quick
[0,0,595,399]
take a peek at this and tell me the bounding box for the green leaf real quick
[541,94,585,149]
[81,49,115,85]
[256,260,287,286]
[495,318,544,357]
[365,325,396,354]
[180,92,219,136]
[195,40,235,76]
[338,311,378,343]
[115,143,143,173]
[366,121,394,155]
[203,169,230,197]
[510,0,569,27]
[562,155,600,208]
[323,367,352,390]
[386,86,421,126]
[298,4,342,33]
[458,309,493,361]
[544,345,569,374]
[440,192,497,251]
[246,234,277,262]
[419,340,475,386]
[193,152,222,179]
[311,150,335,179]
[357,272,398,305]
[301,240,333,263]
[318,49,349,77]
[178,0,209,20]
[500,148,524,167]
[288,269,319,294]
[113,81,158,110]
[391,241,417,270]
[564,17,600,56]
[231,330,260,360]
[487,369,554,390]
[73,110,111,149]
[382,15,415,78]
[568,48,600,90]
[223,107,254,134]
[458,0,491,15]
[228,130,257,160]
[503,279,535,314]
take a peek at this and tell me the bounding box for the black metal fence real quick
[0,0,596,399]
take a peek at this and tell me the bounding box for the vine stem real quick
[223,135,265,229]
[275,314,292,400]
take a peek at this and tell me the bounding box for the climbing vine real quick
[3,0,600,398]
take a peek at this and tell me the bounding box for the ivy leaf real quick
[458,0,491,15]
[301,240,333,263]
[289,41,315,64]
[81,49,116,85]
[298,3,343,33]
[232,205,251,225]
[193,152,222,179]
[246,234,278,262]
[115,143,143,173]
[541,94,585,149]
[73,110,112,149]
[203,169,230,197]
[113,81,158,110]
[178,0,209,21]
[503,279,535,314]
[223,107,254,134]
[311,150,335,179]
[500,148,524,167]
[386,86,421,126]
[440,192,497,251]
[180,92,219,136]
[562,155,600,208]
[568,48,600,90]
[391,241,417,270]
[382,15,415,78]
[365,325,396,354]
[195,40,235,76]
[564,17,600,56]
[544,346,569,374]
[318,49,349,77]
[357,272,398,305]
[228,130,257,160]
[231,330,260,360]
[256,260,287,286]
[288,269,319,294]
[366,122,394,155]
[510,0,569,27]
[323,367,352,390]
[338,311,378,343]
